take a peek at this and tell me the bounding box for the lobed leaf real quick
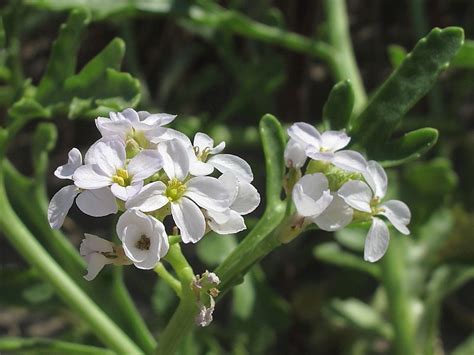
[350,27,464,149]
[322,79,354,130]
[36,9,90,104]
[374,128,438,167]
[451,40,474,69]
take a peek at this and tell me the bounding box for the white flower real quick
[287,122,367,173]
[178,132,254,182]
[48,148,117,229]
[74,138,163,201]
[80,234,118,281]
[205,173,260,234]
[292,173,353,231]
[125,139,231,243]
[284,138,307,168]
[116,209,169,269]
[338,161,411,262]
[95,108,185,149]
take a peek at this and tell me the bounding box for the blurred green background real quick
[0,0,473,354]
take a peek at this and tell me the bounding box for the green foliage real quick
[314,242,381,278]
[322,79,354,130]
[196,233,237,266]
[351,27,464,150]
[0,337,114,354]
[259,114,286,206]
[326,298,393,339]
[375,128,438,167]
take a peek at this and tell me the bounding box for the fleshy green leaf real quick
[313,242,381,278]
[323,79,354,130]
[374,128,438,167]
[326,298,393,339]
[232,274,255,320]
[8,97,51,120]
[387,44,407,69]
[196,233,237,266]
[451,40,474,69]
[36,9,90,104]
[259,114,286,207]
[350,27,464,149]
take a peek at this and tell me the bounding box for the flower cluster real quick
[285,122,411,262]
[48,109,260,279]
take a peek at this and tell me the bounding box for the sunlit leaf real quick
[323,79,354,130]
[350,27,464,149]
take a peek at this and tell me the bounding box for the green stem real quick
[380,237,416,355]
[154,262,182,296]
[323,0,367,113]
[0,337,114,355]
[156,244,197,355]
[0,173,142,354]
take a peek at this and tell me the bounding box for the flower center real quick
[112,168,131,187]
[166,179,187,202]
[135,235,151,250]
[194,146,211,162]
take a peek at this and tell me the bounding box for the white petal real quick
[139,112,176,126]
[217,173,239,203]
[80,233,113,256]
[380,200,411,235]
[208,154,253,182]
[48,185,80,229]
[194,132,214,151]
[128,149,163,182]
[149,216,170,259]
[306,148,335,162]
[206,209,230,224]
[121,108,139,122]
[338,180,372,212]
[284,139,307,168]
[210,141,225,155]
[95,117,131,139]
[54,148,82,180]
[185,176,231,212]
[116,209,154,242]
[189,160,215,176]
[313,194,353,231]
[76,187,118,217]
[125,181,168,212]
[122,225,149,262]
[208,209,246,234]
[363,160,388,199]
[287,122,321,149]
[111,181,143,201]
[83,253,108,281]
[320,131,351,152]
[332,150,368,173]
[171,198,205,244]
[364,218,390,262]
[84,139,126,176]
[73,164,111,189]
[158,139,190,180]
[231,179,260,215]
[292,174,333,217]
[149,128,191,145]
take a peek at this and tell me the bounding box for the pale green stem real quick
[0,173,142,354]
[323,0,367,113]
[380,237,416,355]
[154,262,182,296]
[156,244,197,355]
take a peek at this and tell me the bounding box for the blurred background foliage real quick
[0,0,473,354]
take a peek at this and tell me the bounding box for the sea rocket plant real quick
[48,108,260,282]
[285,122,411,262]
